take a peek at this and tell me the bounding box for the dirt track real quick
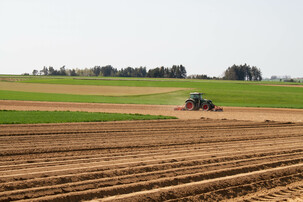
[1,100,303,201]
[1,100,303,122]
[1,119,303,201]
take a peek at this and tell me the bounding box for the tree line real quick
[223,64,262,81]
[31,63,263,81]
[32,65,187,79]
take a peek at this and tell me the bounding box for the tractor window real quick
[190,94,201,100]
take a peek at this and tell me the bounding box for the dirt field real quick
[0,82,186,96]
[1,100,303,123]
[0,119,303,201]
[1,100,303,201]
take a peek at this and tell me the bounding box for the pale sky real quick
[0,0,302,78]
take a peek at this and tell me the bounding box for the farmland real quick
[0,75,303,201]
[1,119,303,201]
[0,110,175,124]
[0,76,303,108]
[0,81,186,96]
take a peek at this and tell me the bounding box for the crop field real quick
[0,81,186,96]
[1,75,303,201]
[1,76,303,108]
[0,110,175,124]
[1,119,303,201]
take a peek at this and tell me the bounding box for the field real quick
[1,75,303,201]
[0,110,175,124]
[1,119,303,201]
[1,100,303,123]
[0,81,186,96]
[1,76,303,108]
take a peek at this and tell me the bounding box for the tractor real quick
[185,92,217,111]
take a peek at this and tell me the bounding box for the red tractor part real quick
[185,100,195,110]
[212,105,223,112]
[174,106,186,111]
[202,103,210,111]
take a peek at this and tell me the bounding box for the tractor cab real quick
[190,92,204,101]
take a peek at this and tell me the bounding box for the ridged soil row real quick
[1,121,302,157]
[1,139,302,172]
[0,120,301,139]
[1,137,302,180]
[1,151,303,201]
[1,146,303,184]
[244,183,303,201]
[21,164,303,202]
[0,120,302,201]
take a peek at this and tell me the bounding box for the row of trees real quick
[223,64,262,81]
[187,74,221,80]
[32,65,187,78]
[32,64,263,81]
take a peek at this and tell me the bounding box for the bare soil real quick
[1,100,303,201]
[1,100,303,122]
[0,82,186,96]
[0,119,302,201]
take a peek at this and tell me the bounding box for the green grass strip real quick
[0,110,177,124]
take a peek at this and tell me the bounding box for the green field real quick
[0,110,176,124]
[1,76,303,109]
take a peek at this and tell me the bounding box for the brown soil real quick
[0,82,186,96]
[0,120,302,201]
[1,100,303,123]
[1,100,303,201]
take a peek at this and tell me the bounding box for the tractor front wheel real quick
[185,100,195,111]
[202,103,210,111]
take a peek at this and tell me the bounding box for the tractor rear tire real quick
[202,103,210,111]
[185,100,195,111]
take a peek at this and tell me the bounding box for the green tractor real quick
[184,92,220,111]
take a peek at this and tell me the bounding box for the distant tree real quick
[187,74,211,79]
[223,64,262,81]
[179,65,187,78]
[76,68,95,76]
[223,65,238,80]
[92,66,101,76]
[100,65,117,77]
[147,65,187,78]
[147,67,161,78]
[59,66,67,76]
[271,75,278,80]
[68,69,78,76]
[137,67,147,77]
[41,66,49,75]
[251,66,262,81]
[32,69,38,76]
[48,66,55,75]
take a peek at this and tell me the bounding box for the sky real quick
[0,0,302,78]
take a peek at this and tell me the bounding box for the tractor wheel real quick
[202,103,210,111]
[185,100,195,111]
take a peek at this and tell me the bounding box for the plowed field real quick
[1,119,303,201]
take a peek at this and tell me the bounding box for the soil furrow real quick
[1,118,302,201]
